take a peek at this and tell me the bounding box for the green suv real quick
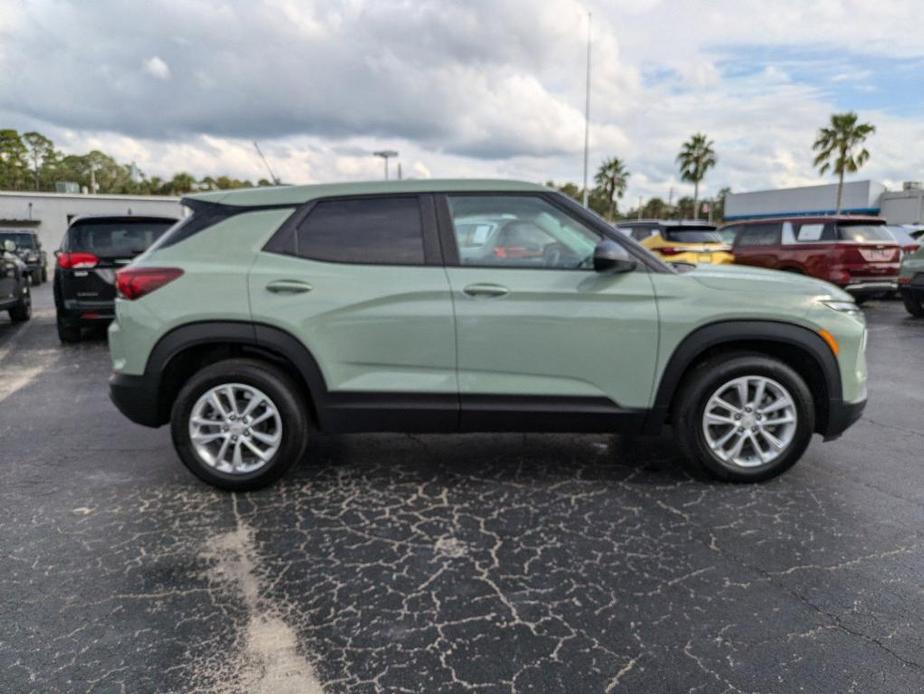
[108,180,868,490]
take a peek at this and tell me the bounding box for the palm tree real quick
[812,112,876,215]
[676,133,716,220]
[594,157,630,220]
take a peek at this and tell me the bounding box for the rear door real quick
[58,218,174,309]
[732,223,782,269]
[438,193,660,429]
[249,194,458,430]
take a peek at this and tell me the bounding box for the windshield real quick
[0,231,37,249]
[663,228,722,243]
[66,220,174,257]
[837,224,895,243]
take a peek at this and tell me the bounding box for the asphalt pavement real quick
[1,284,922,693]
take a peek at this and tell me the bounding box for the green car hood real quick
[687,263,851,299]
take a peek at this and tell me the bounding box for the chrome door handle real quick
[266,279,313,294]
[463,283,509,298]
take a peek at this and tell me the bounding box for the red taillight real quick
[659,247,683,256]
[116,267,183,300]
[57,251,99,269]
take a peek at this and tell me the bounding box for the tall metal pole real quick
[581,11,592,208]
[373,150,398,180]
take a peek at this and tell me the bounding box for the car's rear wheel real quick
[902,291,924,317]
[57,318,82,343]
[171,358,310,491]
[674,354,815,482]
[41,267,48,284]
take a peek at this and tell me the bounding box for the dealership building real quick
[725,180,924,225]
[0,191,185,252]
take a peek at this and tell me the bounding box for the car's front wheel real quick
[171,359,310,490]
[674,354,815,482]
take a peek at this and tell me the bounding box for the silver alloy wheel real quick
[702,375,797,468]
[189,383,283,475]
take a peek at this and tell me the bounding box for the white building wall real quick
[879,189,924,225]
[0,191,185,251]
[725,180,884,220]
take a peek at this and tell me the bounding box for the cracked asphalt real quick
[1,284,923,693]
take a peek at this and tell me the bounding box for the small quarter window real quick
[295,197,425,265]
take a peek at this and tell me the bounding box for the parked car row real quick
[0,229,48,285]
[618,215,924,315]
[0,238,32,323]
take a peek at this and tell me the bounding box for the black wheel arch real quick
[646,320,842,436]
[142,321,328,428]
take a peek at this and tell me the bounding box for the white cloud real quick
[142,56,171,80]
[0,0,921,202]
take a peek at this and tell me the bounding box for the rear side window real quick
[837,224,894,243]
[662,228,721,243]
[631,227,654,241]
[66,220,174,257]
[736,223,781,247]
[294,197,425,265]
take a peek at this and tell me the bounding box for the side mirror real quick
[3,239,15,253]
[593,240,637,274]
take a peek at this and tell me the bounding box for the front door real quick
[439,193,660,431]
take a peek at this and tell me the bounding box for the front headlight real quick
[822,300,863,317]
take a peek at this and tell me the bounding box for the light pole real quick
[373,150,399,180]
[581,11,592,208]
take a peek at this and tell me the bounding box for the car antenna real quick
[253,141,281,186]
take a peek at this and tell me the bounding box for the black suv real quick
[0,239,32,323]
[54,215,176,343]
[0,229,47,284]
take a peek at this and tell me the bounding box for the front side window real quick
[736,223,781,247]
[446,195,601,269]
[295,197,425,265]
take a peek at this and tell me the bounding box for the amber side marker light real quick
[818,328,840,356]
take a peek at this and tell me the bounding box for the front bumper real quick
[109,372,164,427]
[822,397,867,441]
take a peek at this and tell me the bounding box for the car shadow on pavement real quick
[278,431,694,493]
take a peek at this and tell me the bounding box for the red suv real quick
[723,216,900,300]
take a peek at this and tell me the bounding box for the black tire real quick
[853,295,868,306]
[41,267,48,284]
[673,353,815,482]
[32,269,42,285]
[902,292,924,317]
[170,358,310,491]
[57,318,82,343]
[9,289,31,322]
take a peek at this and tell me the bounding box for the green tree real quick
[0,129,29,190]
[593,157,630,220]
[640,197,670,219]
[677,133,716,220]
[812,112,875,215]
[675,196,695,220]
[21,132,58,190]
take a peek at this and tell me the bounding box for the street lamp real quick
[373,150,399,180]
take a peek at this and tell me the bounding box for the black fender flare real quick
[645,320,841,434]
[143,320,331,426]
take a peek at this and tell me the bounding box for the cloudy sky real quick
[1,0,923,203]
